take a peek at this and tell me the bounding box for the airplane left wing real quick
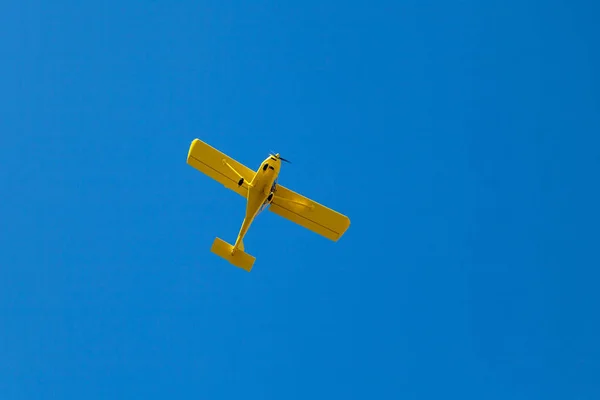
[269,185,350,241]
[186,138,255,197]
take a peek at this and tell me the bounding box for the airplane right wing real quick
[186,138,256,197]
[269,184,350,241]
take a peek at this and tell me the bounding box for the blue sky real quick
[1,0,599,398]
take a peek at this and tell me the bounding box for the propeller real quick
[270,152,291,164]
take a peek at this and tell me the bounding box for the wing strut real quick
[272,193,314,210]
[222,159,253,188]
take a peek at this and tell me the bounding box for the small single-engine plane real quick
[186,138,350,272]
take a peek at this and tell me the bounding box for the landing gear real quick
[267,192,274,202]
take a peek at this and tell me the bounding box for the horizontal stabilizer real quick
[210,237,255,272]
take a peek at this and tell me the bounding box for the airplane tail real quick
[210,237,255,272]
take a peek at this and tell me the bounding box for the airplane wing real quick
[269,184,350,241]
[186,138,255,197]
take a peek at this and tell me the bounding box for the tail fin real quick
[210,237,255,272]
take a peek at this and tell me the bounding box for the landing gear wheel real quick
[267,192,274,202]
[237,178,244,187]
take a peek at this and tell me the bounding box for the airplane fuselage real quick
[232,155,282,251]
[252,155,281,197]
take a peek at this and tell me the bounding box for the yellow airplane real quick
[186,138,350,272]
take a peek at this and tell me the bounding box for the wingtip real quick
[187,138,201,163]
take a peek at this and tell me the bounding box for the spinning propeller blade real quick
[269,152,291,164]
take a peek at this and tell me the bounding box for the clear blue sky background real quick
[1,1,599,399]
